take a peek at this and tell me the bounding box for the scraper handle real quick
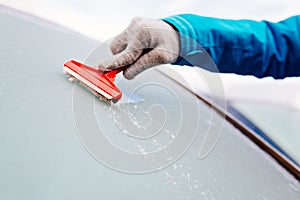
[105,68,122,81]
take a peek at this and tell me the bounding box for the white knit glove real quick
[98,17,180,80]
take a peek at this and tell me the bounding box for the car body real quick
[0,6,299,200]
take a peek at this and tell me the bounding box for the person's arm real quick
[163,14,300,79]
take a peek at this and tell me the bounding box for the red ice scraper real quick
[63,60,122,103]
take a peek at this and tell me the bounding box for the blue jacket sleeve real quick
[163,14,300,79]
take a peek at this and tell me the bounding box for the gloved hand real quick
[98,17,180,80]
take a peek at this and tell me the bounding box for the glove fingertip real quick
[123,69,135,80]
[98,59,117,71]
